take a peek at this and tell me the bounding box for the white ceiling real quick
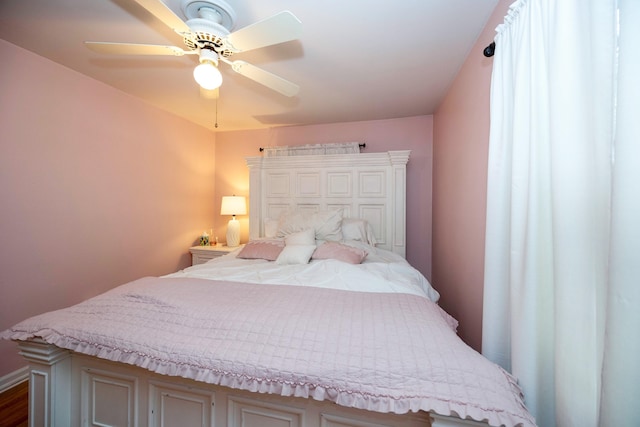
[0,0,498,132]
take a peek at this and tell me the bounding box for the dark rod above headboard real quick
[259,143,366,152]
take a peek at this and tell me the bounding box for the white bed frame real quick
[16,150,487,427]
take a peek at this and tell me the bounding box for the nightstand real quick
[189,245,239,265]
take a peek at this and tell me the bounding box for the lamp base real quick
[226,218,240,247]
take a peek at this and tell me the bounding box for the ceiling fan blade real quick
[225,11,302,52]
[85,42,193,56]
[226,60,299,97]
[131,0,192,36]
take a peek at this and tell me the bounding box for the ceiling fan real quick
[85,0,302,97]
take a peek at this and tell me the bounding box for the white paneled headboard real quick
[245,150,410,257]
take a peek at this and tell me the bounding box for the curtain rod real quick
[259,143,366,152]
[483,41,496,57]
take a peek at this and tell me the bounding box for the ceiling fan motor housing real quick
[181,0,237,57]
[183,18,234,57]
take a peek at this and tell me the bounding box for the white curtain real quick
[483,0,640,426]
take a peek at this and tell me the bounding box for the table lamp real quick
[220,196,246,247]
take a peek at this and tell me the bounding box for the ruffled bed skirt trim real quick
[5,330,535,427]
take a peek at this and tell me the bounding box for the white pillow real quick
[284,228,315,246]
[277,209,343,241]
[264,218,279,238]
[341,218,377,245]
[275,245,317,265]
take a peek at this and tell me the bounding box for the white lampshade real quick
[221,196,246,247]
[193,62,223,90]
[220,196,247,216]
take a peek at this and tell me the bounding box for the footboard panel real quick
[18,340,487,427]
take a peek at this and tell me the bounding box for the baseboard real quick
[0,366,29,393]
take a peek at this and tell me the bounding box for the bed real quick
[1,150,536,427]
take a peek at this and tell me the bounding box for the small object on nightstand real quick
[199,231,210,246]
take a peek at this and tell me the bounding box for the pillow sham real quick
[264,218,279,238]
[275,244,317,265]
[237,239,285,261]
[277,209,343,241]
[312,241,368,264]
[341,218,377,245]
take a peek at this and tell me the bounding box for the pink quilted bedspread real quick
[1,277,536,427]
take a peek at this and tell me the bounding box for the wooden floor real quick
[0,381,28,427]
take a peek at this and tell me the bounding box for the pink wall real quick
[432,0,512,352]
[0,40,216,377]
[213,116,433,280]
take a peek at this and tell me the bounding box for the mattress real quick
[169,241,441,301]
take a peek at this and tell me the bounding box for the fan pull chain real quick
[214,97,219,128]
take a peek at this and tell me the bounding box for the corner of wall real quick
[431,0,513,352]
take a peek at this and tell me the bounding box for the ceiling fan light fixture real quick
[194,62,222,89]
[194,49,223,90]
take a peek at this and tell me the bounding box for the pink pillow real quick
[237,239,285,261]
[312,242,367,264]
